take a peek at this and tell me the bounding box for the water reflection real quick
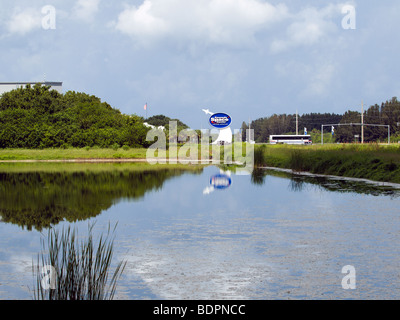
[203,170,232,195]
[112,166,400,299]
[251,168,266,186]
[1,164,400,300]
[294,175,400,198]
[258,169,400,198]
[0,167,203,231]
[1,164,398,232]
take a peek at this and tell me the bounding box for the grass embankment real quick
[0,144,249,162]
[0,147,149,161]
[0,162,206,173]
[254,144,400,183]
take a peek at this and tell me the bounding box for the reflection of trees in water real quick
[0,169,202,231]
[299,176,400,198]
[289,177,305,192]
[251,169,266,186]
[251,169,400,198]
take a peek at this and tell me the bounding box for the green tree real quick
[0,85,152,149]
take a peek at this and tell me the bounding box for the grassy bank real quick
[0,147,149,161]
[255,144,400,183]
[3,144,400,183]
[0,144,250,162]
[0,161,206,173]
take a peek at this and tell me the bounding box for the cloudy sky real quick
[1,0,399,129]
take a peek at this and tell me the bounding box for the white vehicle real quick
[269,135,312,145]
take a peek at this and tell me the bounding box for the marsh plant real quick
[253,145,266,167]
[289,149,307,172]
[32,223,126,300]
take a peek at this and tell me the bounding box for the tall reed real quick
[289,149,307,172]
[253,145,266,167]
[32,223,126,300]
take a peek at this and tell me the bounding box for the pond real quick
[0,163,399,300]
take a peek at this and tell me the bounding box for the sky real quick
[0,0,400,129]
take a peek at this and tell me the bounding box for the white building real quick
[0,82,63,96]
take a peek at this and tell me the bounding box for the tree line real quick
[0,84,150,149]
[335,97,400,143]
[243,97,400,143]
[242,112,343,143]
[2,84,399,148]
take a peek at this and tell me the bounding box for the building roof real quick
[0,82,62,86]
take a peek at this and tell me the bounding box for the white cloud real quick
[73,0,101,22]
[115,0,169,43]
[115,0,289,47]
[275,59,338,98]
[270,4,343,54]
[7,7,42,35]
[305,62,337,96]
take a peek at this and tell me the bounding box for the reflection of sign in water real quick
[203,171,232,195]
[210,174,232,190]
[209,113,232,129]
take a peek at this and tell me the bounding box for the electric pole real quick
[296,110,299,135]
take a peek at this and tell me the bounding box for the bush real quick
[0,86,150,149]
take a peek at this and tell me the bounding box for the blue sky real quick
[1,0,399,129]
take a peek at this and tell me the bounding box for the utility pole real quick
[296,110,299,135]
[361,100,364,144]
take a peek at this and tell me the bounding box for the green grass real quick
[32,223,126,300]
[254,143,400,183]
[0,162,206,173]
[5,144,399,183]
[0,144,251,163]
[0,147,149,161]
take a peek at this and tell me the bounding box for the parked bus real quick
[269,135,312,145]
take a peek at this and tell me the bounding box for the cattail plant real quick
[32,223,126,300]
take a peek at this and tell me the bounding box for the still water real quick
[0,164,399,300]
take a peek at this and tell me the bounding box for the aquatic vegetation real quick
[32,223,126,300]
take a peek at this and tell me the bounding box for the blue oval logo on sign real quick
[209,113,232,129]
[210,174,232,190]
